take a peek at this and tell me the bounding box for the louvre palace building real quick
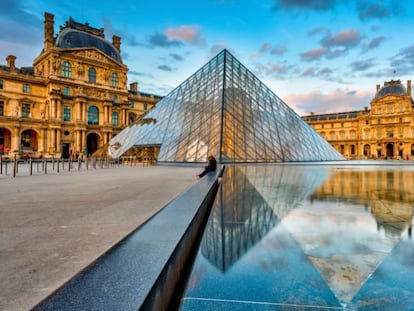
[302,79,414,160]
[0,12,161,159]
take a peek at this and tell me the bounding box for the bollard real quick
[57,158,60,173]
[0,156,2,175]
[13,155,17,177]
[29,158,33,176]
[86,157,89,170]
[37,160,39,173]
[52,156,55,171]
[62,159,65,170]
[78,159,81,171]
[5,160,8,176]
[68,159,71,172]
[44,159,47,174]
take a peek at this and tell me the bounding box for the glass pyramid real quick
[109,49,344,163]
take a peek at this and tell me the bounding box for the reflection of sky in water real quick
[180,165,414,310]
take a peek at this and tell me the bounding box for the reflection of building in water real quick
[200,165,330,271]
[310,169,414,237]
[243,165,330,218]
[201,166,278,272]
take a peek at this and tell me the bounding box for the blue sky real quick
[1,0,413,115]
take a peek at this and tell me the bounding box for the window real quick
[386,129,393,138]
[113,95,118,103]
[351,145,355,155]
[339,131,345,139]
[112,112,119,126]
[128,101,134,108]
[350,130,356,139]
[88,106,99,125]
[143,103,148,110]
[88,67,96,83]
[364,129,369,139]
[63,106,71,121]
[110,72,118,87]
[22,103,30,118]
[63,86,71,96]
[62,61,72,78]
[0,101,3,116]
[23,84,30,93]
[0,79,3,89]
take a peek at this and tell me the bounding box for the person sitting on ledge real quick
[197,155,217,178]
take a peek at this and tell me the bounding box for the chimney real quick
[376,84,380,92]
[112,35,121,52]
[6,55,16,71]
[407,80,411,97]
[44,12,54,51]
[130,82,138,92]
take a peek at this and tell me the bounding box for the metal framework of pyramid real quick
[109,49,344,163]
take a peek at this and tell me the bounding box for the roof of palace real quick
[375,80,408,98]
[55,17,122,63]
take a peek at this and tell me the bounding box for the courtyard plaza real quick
[0,164,200,311]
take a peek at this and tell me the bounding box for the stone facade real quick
[0,12,161,159]
[303,80,414,160]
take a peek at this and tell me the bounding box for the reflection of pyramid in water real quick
[109,50,344,163]
[282,205,400,305]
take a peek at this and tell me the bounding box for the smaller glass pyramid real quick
[109,49,344,163]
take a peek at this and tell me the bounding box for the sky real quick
[1,0,414,116]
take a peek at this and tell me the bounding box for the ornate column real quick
[81,130,85,151]
[39,129,46,153]
[56,99,62,119]
[56,129,61,153]
[12,127,20,155]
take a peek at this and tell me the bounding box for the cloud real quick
[321,29,363,48]
[389,44,414,75]
[148,32,183,48]
[157,64,174,72]
[251,43,287,59]
[308,27,330,37]
[253,61,296,79]
[165,25,206,46]
[271,46,287,56]
[272,0,340,11]
[356,0,403,21]
[206,42,233,60]
[284,88,372,115]
[300,47,328,61]
[259,42,271,53]
[169,53,184,61]
[365,36,385,50]
[350,58,376,71]
[301,67,333,79]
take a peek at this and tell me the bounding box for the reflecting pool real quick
[180,164,414,310]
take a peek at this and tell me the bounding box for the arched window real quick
[88,106,99,125]
[62,61,72,78]
[110,72,118,87]
[88,67,96,83]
